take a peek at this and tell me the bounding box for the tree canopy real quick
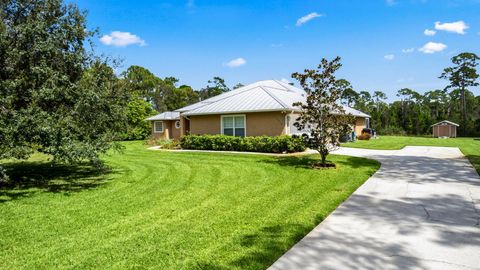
[198,77,230,100]
[440,52,480,135]
[0,0,127,173]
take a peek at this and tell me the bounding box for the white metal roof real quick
[342,106,370,118]
[432,120,459,127]
[146,111,180,121]
[178,80,370,118]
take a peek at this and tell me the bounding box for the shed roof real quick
[146,111,180,121]
[178,80,370,118]
[432,120,459,127]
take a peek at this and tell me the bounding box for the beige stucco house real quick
[146,111,181,140]
[147,80,370,140]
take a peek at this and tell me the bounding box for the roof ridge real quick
[432,120,459,126]
[271,80,291,91]
[260,86,289,109]
[264,85,292,92]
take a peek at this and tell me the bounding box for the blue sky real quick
[73,0,480,100]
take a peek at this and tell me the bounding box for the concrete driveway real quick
[269,146,480,270]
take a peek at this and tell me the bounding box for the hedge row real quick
[180,135,306,153]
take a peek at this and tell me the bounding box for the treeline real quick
[119,66,240,140]
[123,52,480,140]
[342,87,480,136]
[341,53,480,136]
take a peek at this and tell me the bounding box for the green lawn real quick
[343,135,480,174]
[0,141,378,269]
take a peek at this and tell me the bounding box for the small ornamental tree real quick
[292,57,355,167]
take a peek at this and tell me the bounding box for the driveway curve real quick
[269,146,480,270]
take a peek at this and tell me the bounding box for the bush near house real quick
[357,133,371,140]
[180,135,306,153]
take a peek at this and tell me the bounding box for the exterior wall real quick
[189,115,221,135]
[188,112,369,137]
[433,124,457,138]
[180,117,190,137]
[189,111,287,136]
[171,120,181,139]
[246,112,287,136]
[287,114,368,136]
[354,118,367,135]
[151,120,180,140]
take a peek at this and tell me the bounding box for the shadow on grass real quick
[230,223,312,269]
[0,161,114,203]
[259,155,378,170]
[195,223,314,270]
[465,154,480,175]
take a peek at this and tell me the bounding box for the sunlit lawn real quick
[0,141,379,269]
[344,135,480,174]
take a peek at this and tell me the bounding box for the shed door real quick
[438,125,450,137]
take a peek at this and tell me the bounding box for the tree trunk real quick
[321,153,327,166]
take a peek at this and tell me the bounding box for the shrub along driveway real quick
[269,146,480,270]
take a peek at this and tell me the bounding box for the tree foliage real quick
[440,52,480,135]
[119,66,200,140]
[327,52,480,137]
[198,77,230,100]
[123,99,155,140]
[292,57,354,166]
[0,0,128,174]
[233,83,245,89]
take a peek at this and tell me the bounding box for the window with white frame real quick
[175,120,181,129]
[222,115,245,137]
[154,121,164,133]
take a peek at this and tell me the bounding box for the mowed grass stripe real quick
[1,141,378,269]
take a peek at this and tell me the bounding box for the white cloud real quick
[270,43,283,48]
[296,12,322,26]
[424,29,436,36]
[224,57,247,68]
[100,31,146,47]
[402,48,415,53]
[418,42,447,54]
[434,21,469,34]
[384,54,395,60]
